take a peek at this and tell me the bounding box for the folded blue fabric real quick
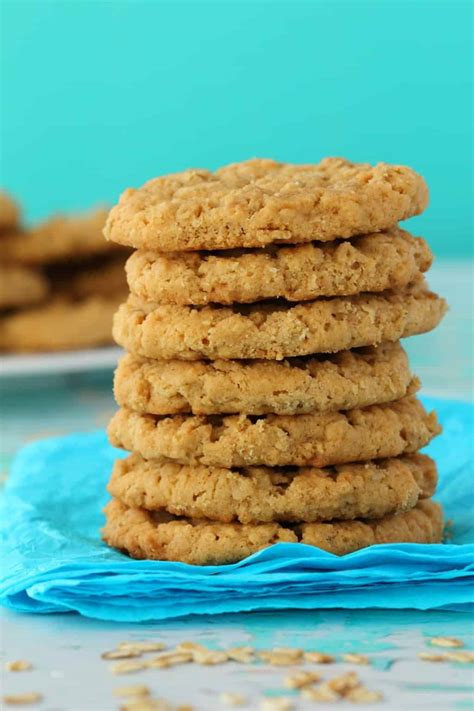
[1,397,473,621]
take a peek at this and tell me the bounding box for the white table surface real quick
[1,261,473,710]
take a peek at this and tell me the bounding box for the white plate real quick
[0,346,123,377]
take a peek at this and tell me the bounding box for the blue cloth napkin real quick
[1,397,473,622]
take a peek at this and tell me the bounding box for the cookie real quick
[0,295,122,352]
[113,282,447,361]
[108,452,437,524]
[67,256,127,299]
[126,228,432,305]
[114,343,414,416]
[0,264,49,309]
[104,158,428,251]
[0,191,20,231]
[108,395,440,468]
[102,498,443,564]
[1,207,118,265]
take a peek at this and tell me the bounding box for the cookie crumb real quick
[5,661,32,672]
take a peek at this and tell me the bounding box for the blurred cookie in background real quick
[1,207,120,265]
[0,295,122,352]
[0,264,49,310]
[0,199,128,353]
[0,191,21,232]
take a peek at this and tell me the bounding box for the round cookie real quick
[126,228,433,305]
[1,207,118,265]
[108,395,440,468]
[114,343,415,416]
[102,499,444,564]
[108,453,438,524]
[0,191,20,231]
[113,282,447,361]
[0,264,49,309]
[0,295,122,352]
[67,256,127,299]
[104,157,428,251]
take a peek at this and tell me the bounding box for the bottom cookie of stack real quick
[102,498,443,565]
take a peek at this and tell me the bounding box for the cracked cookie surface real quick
[108,394,440,468]
[108,453,437,524]
[104,157,428,251]
[114,343,414,416]
[126,228,432,304]
[102,498,443,564]
[113,282,447,361]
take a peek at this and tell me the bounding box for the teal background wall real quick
[1,0,472,257]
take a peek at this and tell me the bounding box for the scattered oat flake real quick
[110,660,146,674]
[145,651,193,669]
[219,692,246,706]
[113,685,150,698]
[342,653,370,665]
[304,651,335,664]
[259,647,303,666]
[302,683,339,702]
[284,670,320,689]
[418,652,446,662]
[119,642,166,653]
[346,686,383,704]
[5,660,32,672]
[226,646,255,663]
[3,692,43,705]
[177,706,195,711]
[120,700,172,711]
[260,698,294,711]
[102,649,142,660]
[328,671,360,694]
[429,636,464,648]
[444,651,474,663]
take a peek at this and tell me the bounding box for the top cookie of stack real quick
[103,157,447,566]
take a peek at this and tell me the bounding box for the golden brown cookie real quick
[0,295,123,352]
[1,207,118,265]
[0,191,20,231]
[67,256,127,299]
[108,395,440,468]
[114,343,415,416]
[113,282,447,361]
[102,498,443,564]
[108,453,437,524]
[0,264,49,309]
[126,228,432,305]
[104,158,428,251]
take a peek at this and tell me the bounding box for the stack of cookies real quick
[0,203,129,352]
[102,158,447,565]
